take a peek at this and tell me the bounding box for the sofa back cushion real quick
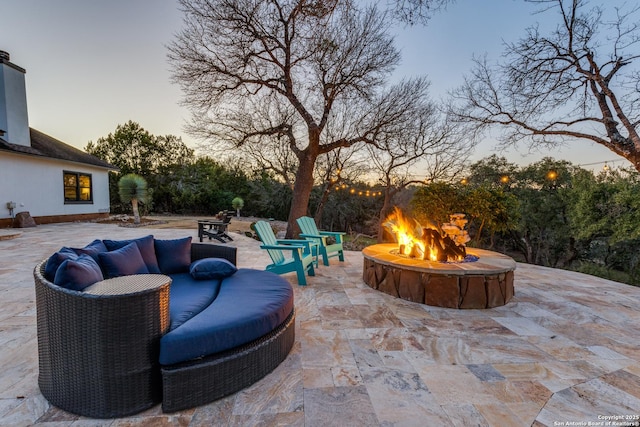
[103,235,160,274]
[99,242,150,278]
[73,239,108,262]
[155,237,192,274]
[54,254,104,291]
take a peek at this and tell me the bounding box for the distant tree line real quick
[85,121,385,227]
[87,122,640,285]
[411,155,640,286]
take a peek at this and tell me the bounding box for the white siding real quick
[0,151,111,219]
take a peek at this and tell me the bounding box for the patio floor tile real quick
[0,222,639,426]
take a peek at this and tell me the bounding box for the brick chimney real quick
[0,51,30,146]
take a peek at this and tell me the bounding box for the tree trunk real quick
[313,185,331,227]
[286,151,318,238]
[377,192,394,243]
[131,198,140,224]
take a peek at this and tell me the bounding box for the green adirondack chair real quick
[296,216,345,266]
[254,221,316,286]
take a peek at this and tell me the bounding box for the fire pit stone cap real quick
[362,244,516,276]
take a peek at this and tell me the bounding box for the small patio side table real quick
[35,271,171,418]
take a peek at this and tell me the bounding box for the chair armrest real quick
[276,239,315,251]
[260,244,304,260]
[299,233,328,245]
[260,244,303,252]
[319,231,345,236]
[318,231,345,242]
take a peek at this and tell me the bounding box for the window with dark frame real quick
[63,171,93,203]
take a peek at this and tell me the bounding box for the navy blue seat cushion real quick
[189,257,238,280]
[155,237,192,274]
[103,235,161,274]
[98,242,150,278]
[168,273,222,330]
[54,254,104,291]
[159,269,294,365]
[44,240,109,281]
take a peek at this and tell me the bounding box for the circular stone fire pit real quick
[362,243,516,309]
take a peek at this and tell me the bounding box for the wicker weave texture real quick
[34,261,170,418]
[161,309,295,412]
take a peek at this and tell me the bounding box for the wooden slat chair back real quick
[253,221,316,286]
[296,216,345,266]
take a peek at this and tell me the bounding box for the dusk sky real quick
[0,0,629,173]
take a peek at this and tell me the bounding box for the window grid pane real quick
[64,171,93,203]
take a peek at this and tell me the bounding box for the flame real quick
[384,208,436,261]
[383,207,468,262]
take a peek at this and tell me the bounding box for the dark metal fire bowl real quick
[362,243,516,309]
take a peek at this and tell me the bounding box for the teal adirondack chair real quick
[254,221,316,286]
[296,216,345,266]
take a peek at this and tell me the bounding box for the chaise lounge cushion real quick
[54,254,104,291]
[103,235,161,274]
[98,242,150,278]
[159,269,293,365]
[168,273,222,330]
[189,257,238,280]
[155,237,192,274]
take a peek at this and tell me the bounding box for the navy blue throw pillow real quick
[154,236,192,274]
[44,248,78,281]
[189,257,238,280]
[99,242,150,278]
[74,239,108,262]
[103,235,161,274]
[54,254,104,291]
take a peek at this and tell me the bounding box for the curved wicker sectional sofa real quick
[34,238,295,417]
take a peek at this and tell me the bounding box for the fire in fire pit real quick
[383,208,472,262]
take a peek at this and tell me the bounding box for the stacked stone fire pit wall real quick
[362,244,516,309]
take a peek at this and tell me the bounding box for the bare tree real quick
[169,0,449,236]
[367,78,471,241]
[450,0,640,170]
[312,145,370,225]
[389,0,453,25]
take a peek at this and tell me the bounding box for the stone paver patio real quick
[0,222,639,426]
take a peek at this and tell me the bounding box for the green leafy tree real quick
[410,182,519,248]
[410,182,462,226]
[231,197,244,217]
[86,121,195,213]
[86,121,193,176]
[568,168,640,280]
[118,174,150,224]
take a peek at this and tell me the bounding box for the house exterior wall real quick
[0,151,111,223]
